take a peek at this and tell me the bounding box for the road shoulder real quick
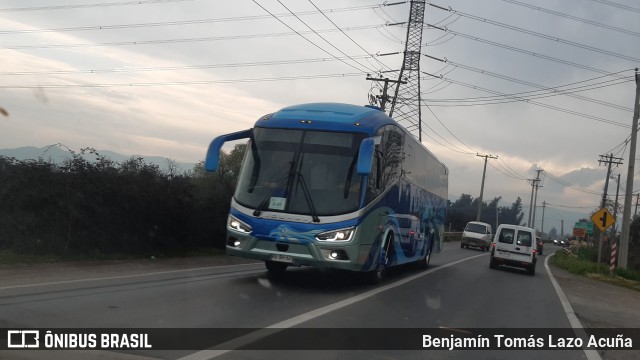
[549,262,640,360]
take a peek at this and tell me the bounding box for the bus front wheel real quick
[365,265,386,285]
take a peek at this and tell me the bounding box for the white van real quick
[489,224,537,275]
[461,221,492,251]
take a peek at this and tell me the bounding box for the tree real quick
[447,194,476,231]
[497,197,524,226]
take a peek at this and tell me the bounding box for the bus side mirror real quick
[356,137,376,176]
[204,129,252,172]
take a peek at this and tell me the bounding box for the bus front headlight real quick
[315,227,355,242]
[228,215,252,234]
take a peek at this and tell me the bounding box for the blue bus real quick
[205,103,448,282]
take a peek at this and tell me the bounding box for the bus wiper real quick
[295,172,320,223]
[253,171,290,217]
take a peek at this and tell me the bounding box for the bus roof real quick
[254,103,395,135]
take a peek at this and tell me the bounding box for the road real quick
[0,242,589,360]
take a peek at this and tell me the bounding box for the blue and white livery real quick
[205,103,448,281]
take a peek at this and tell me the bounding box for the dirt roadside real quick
[549,264,640,360]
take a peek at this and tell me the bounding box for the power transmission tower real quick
[388,0,426,141]
[476,153,497,222]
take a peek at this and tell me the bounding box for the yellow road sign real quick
[591,208,615,232]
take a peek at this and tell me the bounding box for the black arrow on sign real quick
[599,212,608,229]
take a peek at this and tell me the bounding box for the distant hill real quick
[0,145,197,174]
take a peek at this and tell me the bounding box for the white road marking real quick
[545,253,602,360]
[178,252,487,360]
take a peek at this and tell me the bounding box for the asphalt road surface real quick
[0,243,592,360]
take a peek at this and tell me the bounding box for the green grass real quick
[551,248,640,291]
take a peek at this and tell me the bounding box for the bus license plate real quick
[270,254,293,263]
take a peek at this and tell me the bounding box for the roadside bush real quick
[0,144,246,259]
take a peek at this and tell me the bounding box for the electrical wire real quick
[0,72,364,89]
[420,72,631,128]
[429,60,634,112]
[2,24,386,50]
[587,0,640,14]
[273,0,377,73]
[500,0,640,38]
[0,55,376,76]
[427,2,640,63]
[420,70,631,103]
[425,24,631,79]
[0,4,383,35]
[307,0,394,72]
[422,78,632,107]
[0,0,194,12]
[544,171,602,195]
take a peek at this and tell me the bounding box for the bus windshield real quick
[234,127,366,217]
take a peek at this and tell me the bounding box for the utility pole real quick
[597,154,623,270]
[620,68,640,270]
[611,173,621,243]
[366,76,406,112]
[531,170,543,230]
[476,153,498,222]
[598,154,623,209]
[561,219,564,238]
[532,180,542,231]
[541,201,546,235]
[528,170,542,227]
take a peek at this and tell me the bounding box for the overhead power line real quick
[427,59,634,112]
[2,24,385,50]
[307,0,393,73]
[0,72,364,89]
[0,55,376,76]
[545,203,599,209]
[544,171,602,195]
[588,0,640,14]
[273,0,377,73]
[251,0,372,73]
[421,71,632,128]
[0,4,382,35]
[425,24,630,78]
[500,0,640,38]
[0,0,194,12]
[419,63,632,106]
[427,2,640,63]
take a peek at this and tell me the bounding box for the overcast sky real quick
[1,0,639,233]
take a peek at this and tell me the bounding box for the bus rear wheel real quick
[265,260,288,274]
